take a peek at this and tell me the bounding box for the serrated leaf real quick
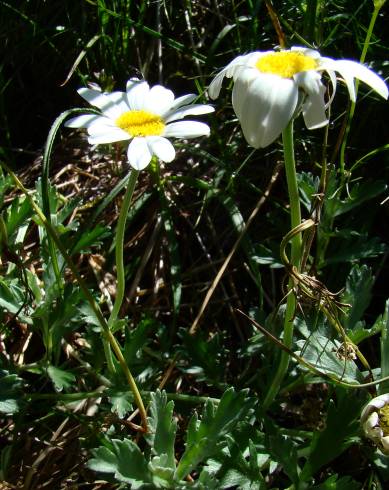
[109,391,133,418]
[175,388,252,480]
[297,171,320,212]
[47,365,76,392]
[214,435,266,490]
[88,439,153,488]
[5,195,33,239]
[0,279,32,324]
[0,370,23,414]
[145,390,177,471]
[148,454,175,486]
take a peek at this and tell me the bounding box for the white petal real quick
[163,121,210,138]
[208,69,229,100]
[87,119,129,140]
[324,68,338,108]
[126,80,150,110]
[165,94,197,111]
[232,67,260,119]
[238,74,298,148]
[295,71,328,129]
[361,394,389,423]
[321,59,388,101]
[208,52,257,99]
[164,103,214,123]
[291,46,321,59]
[64,114,101,128]
[77,88,108,108]
[147,136,176,162]
[369,394,389,409]
[78,89,128,119]
[365,411,379,431]
[126,77,143,92]
[144,85,175,115]
[127,137,152,170]
[87,116,117,129]
[87,127,131,144]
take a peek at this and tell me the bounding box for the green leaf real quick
[0,370,23,414]
[333,180,387,217]
[179,329,227,383]
[0,278,31,324]
[71,224,111,254]
[325,231,386,264]
[124,316,155,362]
[296,333,363,384]
[311,474,360,490]
[5,195,33,240]
[264,418,300,485]
[342,264,373,331]
[212,433,267,490]
[145,390,177,471]
[300,390,362,482]
[88,439,153,488]
[47,365,76,392]
[175,388,252,480]
[109,391,133,418]
[297,171,320,212]
[251,243,283,269]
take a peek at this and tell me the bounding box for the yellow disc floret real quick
[256,51,317,78]
[379,405,389,436]
[116,110,165,137]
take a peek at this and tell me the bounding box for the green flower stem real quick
[41,108,100,292]
[339,2,383,177]
[263,120,302,409]
[108,169,140,329]
[1,161,148,431]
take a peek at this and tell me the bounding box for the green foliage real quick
[300,389,364,482]
[175,388,253,480]
[89,388,255,488]
[0,370,23,414]
[47,365,76,392]
[89,439,153,488]
[0,0,388,487]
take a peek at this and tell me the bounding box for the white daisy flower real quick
[208,46,388,149]
[65,78,214,170]
[361,393,389,454]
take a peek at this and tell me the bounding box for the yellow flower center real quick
[115,110,165,137]
[256,51,317,78]
[379,405,389,436]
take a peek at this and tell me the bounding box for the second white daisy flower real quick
[66,78,214,170]
[208,46,388,149]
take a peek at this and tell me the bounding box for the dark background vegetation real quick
[0,0,388,487]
